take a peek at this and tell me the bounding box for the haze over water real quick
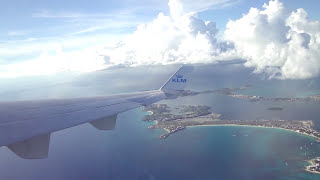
[0,64,319,179]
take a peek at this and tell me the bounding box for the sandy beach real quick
[188,124,320,142]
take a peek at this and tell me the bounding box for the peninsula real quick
[143,104,320,141]
[142,87,320,174]
[306,157,320,174]
[172,88,320,102]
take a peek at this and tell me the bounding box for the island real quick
[306,157,320,174]
[143,104,320,141]
[267,107,284,111]
[142,86,320,174]
[143,104,320,174]
[171,88,320,102]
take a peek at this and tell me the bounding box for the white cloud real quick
[96,0,235,69]
[0,35,126,78]
[224,0,320,79]
[0,34,125,62]
[1,0,319,80]
[0,46,106,78]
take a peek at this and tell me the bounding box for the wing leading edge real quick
[0,66,193,159]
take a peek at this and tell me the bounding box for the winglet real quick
[160,66,194,93]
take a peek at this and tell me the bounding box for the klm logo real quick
[172,74,187,83]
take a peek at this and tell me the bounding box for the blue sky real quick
[198,0,320,30]
[1,0,318,38]
[0,0,319,78]
[0,0,166,39]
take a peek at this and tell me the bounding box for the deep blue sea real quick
[0,64,319,180]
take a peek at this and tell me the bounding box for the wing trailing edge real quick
[0,66,194,159]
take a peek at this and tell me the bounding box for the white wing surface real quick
[0,66,193,159]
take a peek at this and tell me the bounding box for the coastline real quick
[159,123,320,174]
[147,116,320,174]
[149,119,320,143]
[148,116,320,142]
[146,111,154,115]
[188,124,320,142]
[305,159,320,174]
[305,169,320,174]
[143,92,320,176]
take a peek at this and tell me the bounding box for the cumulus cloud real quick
[98,0,320,80]
[97,0,235,69]
[1,0,319,80]
[0,0,237,78]
[224,0,320,79]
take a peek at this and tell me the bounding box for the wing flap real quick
[7,133,51,159]
[0,101,141,147]
[0,66,187,159]
[90,114,117,130]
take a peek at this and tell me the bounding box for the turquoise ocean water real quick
[0,99,319,179]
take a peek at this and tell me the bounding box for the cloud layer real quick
[97,0,236,69]
[99,0,320,79]
[224,0,320,79]
[1,0,319,79]
[98,13,235,68]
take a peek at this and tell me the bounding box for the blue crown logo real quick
[176,74,183,78]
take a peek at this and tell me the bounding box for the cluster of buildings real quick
[295,128,320,140]
[144,103,320,141]
[229,94,262,101]
[309,95,320,101]
[233,119,320,141]
[259,122,320,141]
[229,94,320,102]
[158,125,185,139]
[144,104,212,122]
[307,157,320,174]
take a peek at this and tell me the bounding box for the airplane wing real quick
[0,66,193,159]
